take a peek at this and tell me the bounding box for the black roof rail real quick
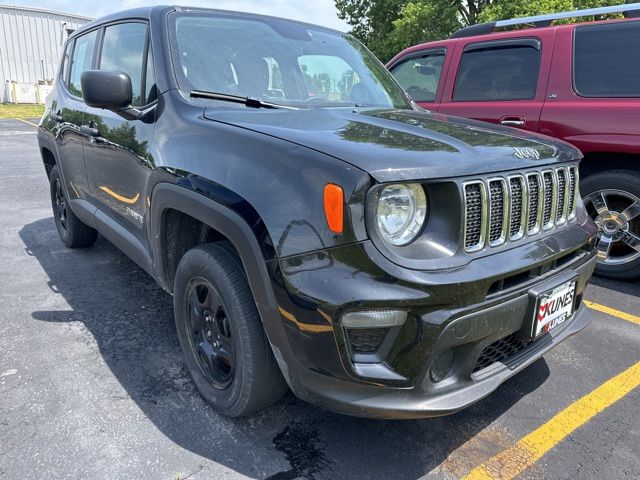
[450,2,640,39]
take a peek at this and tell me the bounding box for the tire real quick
[581,170,640,280]
[49,165,98,248]
[173,243,287,417]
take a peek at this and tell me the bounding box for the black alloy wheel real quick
[173,243,288,417]
[185,278,235,389]
[48,165,98,248]
[53,176,68,233]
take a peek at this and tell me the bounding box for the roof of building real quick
[0,3,93,21]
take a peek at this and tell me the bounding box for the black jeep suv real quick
[38,5,597,418]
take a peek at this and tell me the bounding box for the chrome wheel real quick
[584,189,640,266]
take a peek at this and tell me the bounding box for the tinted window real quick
[574,22,640,97]
[391,52,445,102]
[144,48,157,104]
[68,30,97,97]
[100,23,148,106]
[453,44,540,101]
[60,41,73,85]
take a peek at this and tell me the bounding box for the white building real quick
[0,4,91,103]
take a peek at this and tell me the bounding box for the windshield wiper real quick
[190,90,298,110]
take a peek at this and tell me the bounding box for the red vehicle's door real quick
[388,42,455,112]
[539,22,640,156]
[437,31,554,133]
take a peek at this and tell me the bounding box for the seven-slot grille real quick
[463,166,579,252]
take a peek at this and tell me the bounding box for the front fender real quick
[152,92,372,258]
[149,182,302,384]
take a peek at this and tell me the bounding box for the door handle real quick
[80,125,99,136]
[500,117,526,127]
[50,112,63,123]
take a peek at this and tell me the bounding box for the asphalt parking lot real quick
[0,118,638,480]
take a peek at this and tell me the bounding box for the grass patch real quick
[0,103,44,120]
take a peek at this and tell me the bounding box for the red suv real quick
[388,4,640,280]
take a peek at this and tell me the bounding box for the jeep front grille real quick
[542,170,555,229]
[508,176,526,240]
[463,182,486,251]
[556,168,567,224]
[488,179,507,246]
[567,167,578,219]
[463,165,579,252]
[526,173,541,234]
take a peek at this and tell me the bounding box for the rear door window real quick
[68,30,98,97]
[453,42,541,101]
[390,50,445,102]
[574,22,640,97]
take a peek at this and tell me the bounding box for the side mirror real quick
[415,65,436,76]
[81,70,142,120]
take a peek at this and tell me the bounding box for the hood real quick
[203,107,580,182]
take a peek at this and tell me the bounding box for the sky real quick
[8,0,350,30]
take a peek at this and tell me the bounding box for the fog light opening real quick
[430,348,455,383]
[342,310,408,364]
[347,328,389,355]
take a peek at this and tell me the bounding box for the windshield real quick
[170,12,409,109]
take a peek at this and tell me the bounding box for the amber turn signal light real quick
[323,183,344,234]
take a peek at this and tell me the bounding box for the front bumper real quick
[283,304,591,419]
[265,222,597,419]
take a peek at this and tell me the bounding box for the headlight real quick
[376,183,427,246]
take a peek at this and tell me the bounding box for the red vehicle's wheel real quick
[582,170,640,280]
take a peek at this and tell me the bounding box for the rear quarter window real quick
[60,41,73,86]
[453,42,540,101]
[574,22,640,97]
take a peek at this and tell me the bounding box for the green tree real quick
[388,0,460,55]
[336,0,627,62]
[451,0,494,26]
[335,0,406,61]
[478,0,622,23]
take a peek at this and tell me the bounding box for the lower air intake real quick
[473,334,531,373]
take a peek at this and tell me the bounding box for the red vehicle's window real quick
[453,43,540,101]
[574,22,640,97]
[390,51,445,102]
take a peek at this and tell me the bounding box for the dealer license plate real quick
[533,281,577,338]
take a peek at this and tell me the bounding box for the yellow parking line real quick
[13,118,38,127]
[584,300,640,325]
[463,360,640,480]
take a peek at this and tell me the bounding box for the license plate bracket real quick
[520,277,578,341]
